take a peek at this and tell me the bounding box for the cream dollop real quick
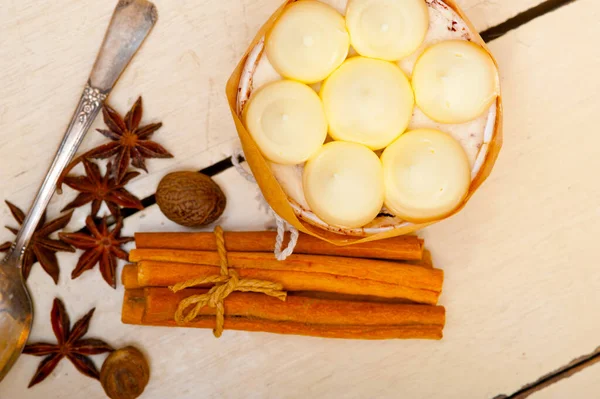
[320,56,414,150]
[381,128,471,222]
[266,0,350,84]
[303,141,384,228]
[412,40,499,124]
[346,0,429,61]
[243,80,327,165]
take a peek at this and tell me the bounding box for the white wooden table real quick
[1,0,599,398]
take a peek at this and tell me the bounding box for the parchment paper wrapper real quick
[226,0,503,245]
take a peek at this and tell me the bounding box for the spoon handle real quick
[8,0,157,263]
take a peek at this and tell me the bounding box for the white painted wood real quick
[530,361,600,399]
[0,0,599,398]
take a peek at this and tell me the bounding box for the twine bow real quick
[170,226,287,337]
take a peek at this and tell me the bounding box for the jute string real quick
[169,226,287,337]
[232,147,299,261]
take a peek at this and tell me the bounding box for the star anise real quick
[59,216,134,288]
[0,201,74,283]
[23,298,113,388]
[58,97,172,186]
[61,159,143,218]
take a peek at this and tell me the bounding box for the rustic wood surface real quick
[0,0,597,398]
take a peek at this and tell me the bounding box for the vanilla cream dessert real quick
[237,0,500,236]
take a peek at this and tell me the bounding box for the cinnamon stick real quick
[122,289,444,340]
[134,231,424,261]
[413,249,433,268]
[129,250,443,292]
[122,262,441,304]
[122,263,140,289]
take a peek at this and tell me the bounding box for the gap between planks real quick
[480,0,579,42]
[494,346,600,399]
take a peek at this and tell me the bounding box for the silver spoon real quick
[0,0,157,381]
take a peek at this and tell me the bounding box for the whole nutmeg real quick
[100,346,150,399]
[156,171,226,227]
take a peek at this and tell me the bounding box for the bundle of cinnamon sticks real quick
[122,231,446,340]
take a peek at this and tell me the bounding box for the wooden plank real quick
[1,0,599,398]
[419,0,600,396]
